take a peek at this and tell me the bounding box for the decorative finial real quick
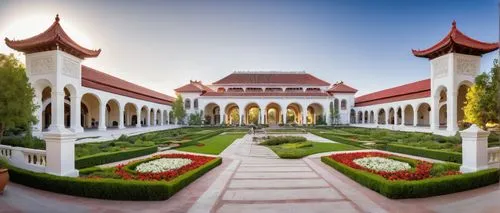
[55,14,60,22]
[452,20,456,28]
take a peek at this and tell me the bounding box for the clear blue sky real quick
[0,0,498,96]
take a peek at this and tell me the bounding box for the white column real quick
[302,109,307,125]
[98,102,106,131]
[219,114,223,125]
[447,92,458,133]
[384,110,389,125]
[394,110,398,126]
[431,97,440,130]
[401,109,405,126]
[136,108,141,127]
[33,90,43,133]
[44,130,79,177]
[118,104,125,129]
[239,109,243,126]
[153,110,157,126]
[48,90,66,132]
[413,108,419,127]
[70,96,83,133]
[146,110,151,126]
[460,125,490,173]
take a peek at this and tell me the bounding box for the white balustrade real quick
[0,144,46,173]
[487,147,500,168]
[0,144,13,159]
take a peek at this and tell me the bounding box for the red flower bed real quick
[329,152,458,181]
[115,153,215,181]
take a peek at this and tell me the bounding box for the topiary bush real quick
[259,136,307,146]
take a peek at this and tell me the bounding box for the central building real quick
[175,71,358,126]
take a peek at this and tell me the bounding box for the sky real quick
[0,0,498,97]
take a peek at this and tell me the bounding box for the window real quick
[193,99,198,109]
[185,99,191,109]
[341,99,347,110]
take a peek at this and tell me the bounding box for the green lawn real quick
[267,141,361,159]
[176,133,245,155]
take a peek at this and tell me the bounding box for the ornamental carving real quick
[62,57,80,78]
[455,55,478,76]
[432,56,447,78]
[30,56,55,75]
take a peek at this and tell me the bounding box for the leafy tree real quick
[464,59,499,129]
[229,108,239,125]
[188,110,203,125]
[172,94,186,124]
[0,54,37,143]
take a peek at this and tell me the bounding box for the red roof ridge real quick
[5,14,101,59]
[81,65,174,104]
[175,80,213,93]
[355,79,430,106]
[212,72,330,86]
[412,21,498,59]
[328,81,358,93]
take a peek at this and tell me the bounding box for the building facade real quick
[5,15,174,137]
[5,16,498,137]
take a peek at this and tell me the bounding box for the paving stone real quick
[239,163,307,167]
[237,166,311,172]
[233,172,318,179]
[222,188,342,201]
[229,179,329,188]
[217,202,359,213]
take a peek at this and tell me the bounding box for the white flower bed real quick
[136,158,192,173]
[353,157,411,172]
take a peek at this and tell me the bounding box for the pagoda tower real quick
[5,14,101,134]
[413,21,498,133]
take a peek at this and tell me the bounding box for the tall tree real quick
[172,94,186,124]
[0,54,37,143]
[464,59,499,129]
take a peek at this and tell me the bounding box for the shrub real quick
[75,146,158,169]
[321,156,499,199]
[386,144,462,163]
[3,158,222,200]
[259,136,307,146]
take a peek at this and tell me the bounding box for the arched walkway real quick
[307,103,324,125]
[286,103,303,124]
[417,103,431,126]
[404,105,414,126]
[105,99,120,128]
[81,93,101,129]
[204,103,221,125]
[266,103,282,125]
[124,103,138,127]
[225,103,240,125]
[245,103,260,125]
[378,109,386,125]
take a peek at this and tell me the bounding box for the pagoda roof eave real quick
[4,15,101,59]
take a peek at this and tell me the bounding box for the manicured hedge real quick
[175,130,226,148]
[308,131,365,148]
[5,158,222,200]
[386,144,462,163]
[321,156,499,199]
[75,146,158,169]
[259,136,307,146]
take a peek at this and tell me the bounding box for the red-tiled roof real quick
[212,72,330,86]
[175,80,213,93]
[5,15,101,59]
[81,66,174,105]
[412,21,498,59]
[355,79,430,107]
[328,82,358,93]
[202,91,330,97]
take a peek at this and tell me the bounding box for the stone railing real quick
[0,144,46,173]
[487,147,500,168]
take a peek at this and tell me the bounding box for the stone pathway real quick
[190,134,386,213]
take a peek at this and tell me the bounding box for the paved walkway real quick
[189,134,385,213]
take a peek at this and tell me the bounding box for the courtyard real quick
[0,126,499,213]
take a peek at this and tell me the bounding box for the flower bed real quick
[115,153,215,181]
[322,152,499,198]
[353,157,411,173]
[330,152,452,180]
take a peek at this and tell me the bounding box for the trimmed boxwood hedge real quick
[175,130,226,148]
[321,156,499,199]
[75,146,158,169]
[386,144,462,163]
[308,131,366,148]
[4,157,222,200]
